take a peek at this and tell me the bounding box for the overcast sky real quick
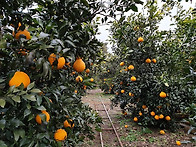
[95,0,195,53]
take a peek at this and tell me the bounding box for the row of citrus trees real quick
[0,0,146,146]
[108,0,195,132]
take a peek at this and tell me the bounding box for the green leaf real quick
[24,109,31,117]
[24,95,36,101]
[35,106,46,111]
[65,40,76,47]
[0,79,5,83]
[0,119,6,129]
[7,86,15,94]
[130,4,138,12]
[37,96,42,106]
[0,99,6,108]
[12,96,21,103]
[10,119,24,128]
[0,140,7,147]
[39,32,49,38]
[134,0,144,4]
[27,82,35,90]
[30,89,42,93]
[14,130,20,141]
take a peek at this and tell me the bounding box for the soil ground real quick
[81,89,196,147]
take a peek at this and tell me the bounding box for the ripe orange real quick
[54,129,67,141]
[120,62,125,66]
[176,141,181,146]
[90,78,94,82]
[165,116,171,121]
[160,92,167,98]
[121,90,125,93]
[150,111,155,116]
[83,85,87,90]
[128,65,134,70]
[76,76,83,82]
[133,117,138,122]
[154,115,159,120]
[74,90,77,93]
[139,112,142,116]
[152,59,157,63]
[142,105,147,109]
[145,58,151,63]
[57,57,65,69]
[159,114,164,119]
[130,76,136,81]
[124,112,127,115]
[137,37,144,42]
[9,71,30,89]
[64,119,74,128]
[86,68,90,73]
[73,58,86,72]
[160,130,165,135]
[129,92,134,96]
[35,110,50,124]
[15,30,31,40]
[48,53,56,65]
[108,70,110,72]
[124,125,128,128]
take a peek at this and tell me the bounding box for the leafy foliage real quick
[110,0,195,131]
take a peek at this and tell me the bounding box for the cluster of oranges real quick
[35,110,74,141]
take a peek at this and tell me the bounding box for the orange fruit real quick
[86,68,90,73]
[90,62,93,66]
[74,90,77,93]
[133,117,138,122]
[150,111,155,116]
[165,116,171,121]
[108,70,110,72]
[176,141,181,146]
[145,58,151,63]
[128,65,134,70]
[152,59,157,63]
[120,62,125,66]
[142,105,147,109]
[121,90,125,93]
[137,37,144,42]
[120,81,123,85]
[154,115,159,120]
[15,30,31,40]
[48,53,56,65]
[129,92,134,96]
[35,110,50,124]
[139,112,142,116]
[130,76,136,81]
[159,114,164,119]
[54,129,67,141]
[90,78,94,82]
[160,92,167,98]
[160,130,165,135]
[124,125,128,128]
[9,71,30,89]
[76,76,83,82]
[64,119,74,128]
[123,112,127,115]
[83,85,87,90]
[57,57,65,69]
[73,58,86,72]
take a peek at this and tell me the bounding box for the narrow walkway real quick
[82,89,123,147]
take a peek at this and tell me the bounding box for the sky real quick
[95,0,196,53]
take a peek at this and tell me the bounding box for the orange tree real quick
[0,0,145,146]
[110,0,195,131]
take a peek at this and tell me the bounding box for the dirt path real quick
[81,89,196,147]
